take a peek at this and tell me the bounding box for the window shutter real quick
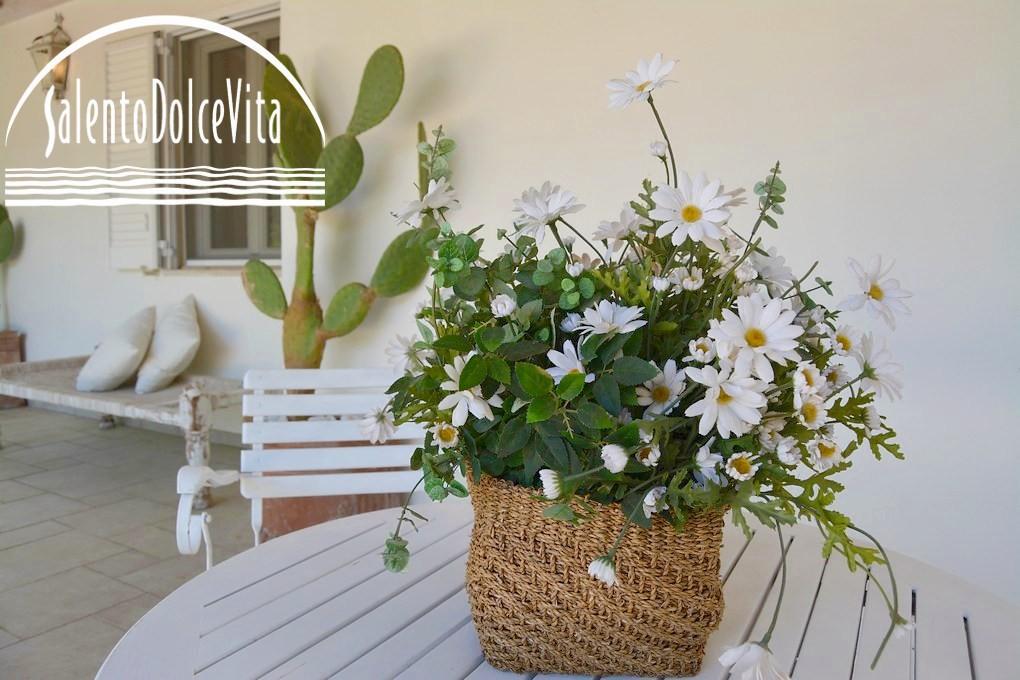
[105,33,159,271]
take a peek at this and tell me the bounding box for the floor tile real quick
[0,567,142,638]
[93,593,160,631]
[79,488,136,507]
[0,530,124,591]
[17,462,154,499]
[0,627,17,648]
[88,550,160,578]
[58,498,174,538]
[0,459,41,481]
[0,479,44,502]
[108,524,180,559]
[0,520,69,551]
[0,616,124,680]
[0,493,88,533]
[118,553,206,597]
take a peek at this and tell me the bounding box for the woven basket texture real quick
[465,475,726,677]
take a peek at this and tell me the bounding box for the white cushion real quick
[76,307,156,392]
[135,295,201,394]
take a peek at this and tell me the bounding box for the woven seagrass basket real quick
[465,475,726,677]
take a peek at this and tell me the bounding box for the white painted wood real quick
[242,419,423,444]
[242,445,418,472]
[243,392,390,416]
[244,368,399,390]
[240,470,425,498]
[853,573,911,679]
[99,501,1020,680]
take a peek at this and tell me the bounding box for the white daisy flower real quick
[490,294,517,318]
[684,337,717,364]
[797,393,828,430]
[719,642,791,680]
[650,172,734,246]
[827,325,859,356]
[864,404,882,432]
[694,441,725,485]
[360,406,396,444]
[709,294,804,382]
[809,436,842,471]
[546,340,595,384]
[606,53,676,109]
[751,246,795,296]
[823,364,849,391]
[775,436,801,465]
[854,333,903,400]
[642,486,667,518]
[635,442,661,467]
[636,359,685,415]
[560,312,583,333]
[396,177,459,227]
[431,422,460,449]
[841,256,912,329]
[685,362,768,438]
[649,140,668,158]
[757,413,787,451]
[651,276,671,292]
[538,469,563,500]
[438,353,495,426]
[512,181,584,242]
[600,444,629,473]
[725,453,759,481]
[593,206,649,251]
[565,262,585,277]
[681,266,705,291]
[588,554,617,587]
[792,361,828,406]
[576,300,647,337]
[386,334,432,375]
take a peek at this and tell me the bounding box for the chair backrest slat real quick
[243,368,398,391]
[242,420,423,445]
[243,392,390,417]
[241,445,416,473]
[241,470,423,499]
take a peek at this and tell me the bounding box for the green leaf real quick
[543,503,576,521]
[556,372,586,401]
[318,134,364,209]
[447,480,469,498]
[459,354,488,390]
[322,282,375,336]
[578,277,595,298]
[452,267,486,299]
[347,45,404,136]
[593,374,621,415]
[487,356,511,384]
[424,474,448,501]
[516,363,554,398]
[264,54,322,169]
[370,228,432,297]
[497,416,532,455]
[0,214,13,263]
[382,534,410,572]
[609,422,642,448]
[433,335,472,352]
[527,395,557,423]
[241,259,287,319]
[497,341,548,361]
[612,356,659,386]
[621,491,652,528]
[577,401,614,430]
[478,326,506,352]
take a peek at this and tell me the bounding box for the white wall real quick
[1,0,1018,602]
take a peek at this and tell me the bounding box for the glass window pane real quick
[208,46,248,250]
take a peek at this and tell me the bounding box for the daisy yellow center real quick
[818,442,837,459]
[437,425,456,444]
[696,341,710,353]
[652,385,672,403]
[745,327,767,348]
[868,283,885,301]
[801,402,818,423]
[731,457,751,475]
[637,446,654,462]
[717,388,733,405]
[802,369,816,387]
[836,334,852,352]
[635,80,653,92]
[681,204,703,223]
[568,368,582,375]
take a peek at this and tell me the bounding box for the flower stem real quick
[759,525,789,647]
[647,95,678,188]
[558,218,608,265]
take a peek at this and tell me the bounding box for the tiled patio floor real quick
[0,406,250,679]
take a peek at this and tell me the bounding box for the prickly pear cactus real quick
[0,204,13,264]
[242,46,434,368]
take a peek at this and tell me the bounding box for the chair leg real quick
[180,385,213,510]
[252,498,263,547]
[98,415,116,430]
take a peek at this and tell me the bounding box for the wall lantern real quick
[27,13,72,99]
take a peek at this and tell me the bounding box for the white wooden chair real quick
[176,368,424,569]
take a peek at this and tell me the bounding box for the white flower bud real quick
[649,141,668,158]
[538,469,563,500]
[566,262,584,277]
[600,444,629,473]
[490,294,517,318]
[588,555,617,587]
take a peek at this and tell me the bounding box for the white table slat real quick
[852,574,910,679]
[744,534,827,676]
[960,586,1018,680]
[197,523,472,677]
[898,555,973,680]
[789,551,867,677]
[332,590,472,679]
[681,530,788,680]
[264,554,470,678]
[463,662,531,680]
[392,618,487,680]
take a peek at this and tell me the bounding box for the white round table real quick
[98,499,1017,679]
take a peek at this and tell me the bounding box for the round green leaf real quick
[323,282,375,336]
[264,54,322,169]
[0,218,14,263]
[347,45,404,136]
[318,134,364,209]
[526,395,557,424]
[371,228,432,297]
[241,259,287,319]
